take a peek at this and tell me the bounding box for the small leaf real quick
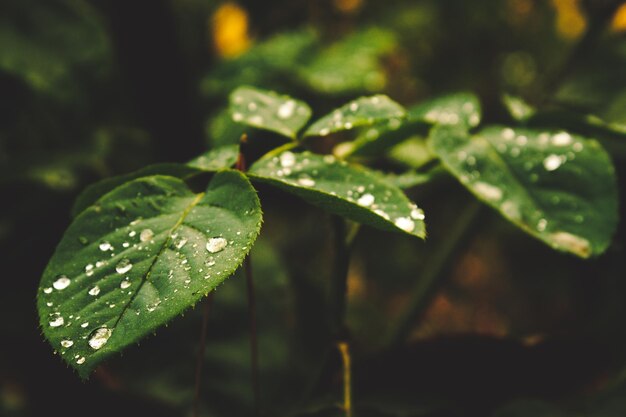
[411,92,481,128]
[297,27,396,95]
[249,150,425,238]
[229,86,312,139]
[38,171,262,377]
[187,144,239,170]
[430,125,618,257]
[304,95,406,138]
[502,94,536,121]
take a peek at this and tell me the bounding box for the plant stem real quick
[337,341,352,417]
[235,135,260,414]
[542,1,622,103]
[330,217,358,416]
[330,218,358,337]
[193,294,214,417]
[245,255,260,416]
[386,200,482,348]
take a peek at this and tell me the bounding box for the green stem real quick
[192,294,214,417]
[542,2,621,103]
[329,217,359,417]
[245,256,260,416]
[386,200,482,348]
[330,217,359,337]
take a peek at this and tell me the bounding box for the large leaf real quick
[71,164,201,218]
[71,146,239,217]
[304,95,406,138]
[229,86,312,139]
[37,171,262,377]
[430,125,618,257]
[249,150,426,238]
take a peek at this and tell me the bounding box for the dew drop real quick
[88,327,112,350]
[43,287,53,294]
[474,182,503,201]
[115,259,133,274]
[81,322,89,328]
[394,217,415,233]
[552,132,572,146]
[280,152,296,168]
[550,231,590,257]
[61,340,74,348]
[297,176,315,187]
[49,315,64,327]
[206,237,228,253]
[357,193,375,207]
[175,237,188,249]
[249,115,263,124]
[350,102,359,112]
[99,242,112,251]
[53,275,71,290]
[277,100,296,119]
[129,230,137,238]
[232,112,243,122]
[88,286,100,296]
[120,279,131,289]
[140,228,154,242]
[543,154,563,171]
[502,128,515,140]
[410,207,425,220]
[537,218,548,232]
[76,356,86,364]
[247,102,258,111]
[319,128,330,136]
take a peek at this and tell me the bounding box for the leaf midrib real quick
[109,192,206,333]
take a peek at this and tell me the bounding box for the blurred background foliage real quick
[3,0,626,416]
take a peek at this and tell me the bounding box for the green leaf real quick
[229,86,312,139]
[303,95,406,138]
[187,144,239,171]
[430,125,618,257]
[297,27,396,95]
[38,171,262,377]
[72,146,239,218]
[411,92,481,128]
[71,164,201,218]
[249,150,425,238]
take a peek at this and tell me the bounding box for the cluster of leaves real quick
[38,84,619,384]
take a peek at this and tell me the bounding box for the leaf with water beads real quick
[303,95,406,138]
[430,125,618,257]
[248,150,426,238]
[186,144,240,171]
[410,92,481,129]
[38,171,262,377]
[229,86,312,139]
[71,146,239,218]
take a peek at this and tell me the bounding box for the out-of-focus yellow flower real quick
[211,2,251,58]
[333,0,363,14]
[551,0,587,40]
[611,3,626,32]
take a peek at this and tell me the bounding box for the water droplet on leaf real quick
[88,327,112,350]
[206,237,228,253]
[116,259,133,274]
[53,275,71,290]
